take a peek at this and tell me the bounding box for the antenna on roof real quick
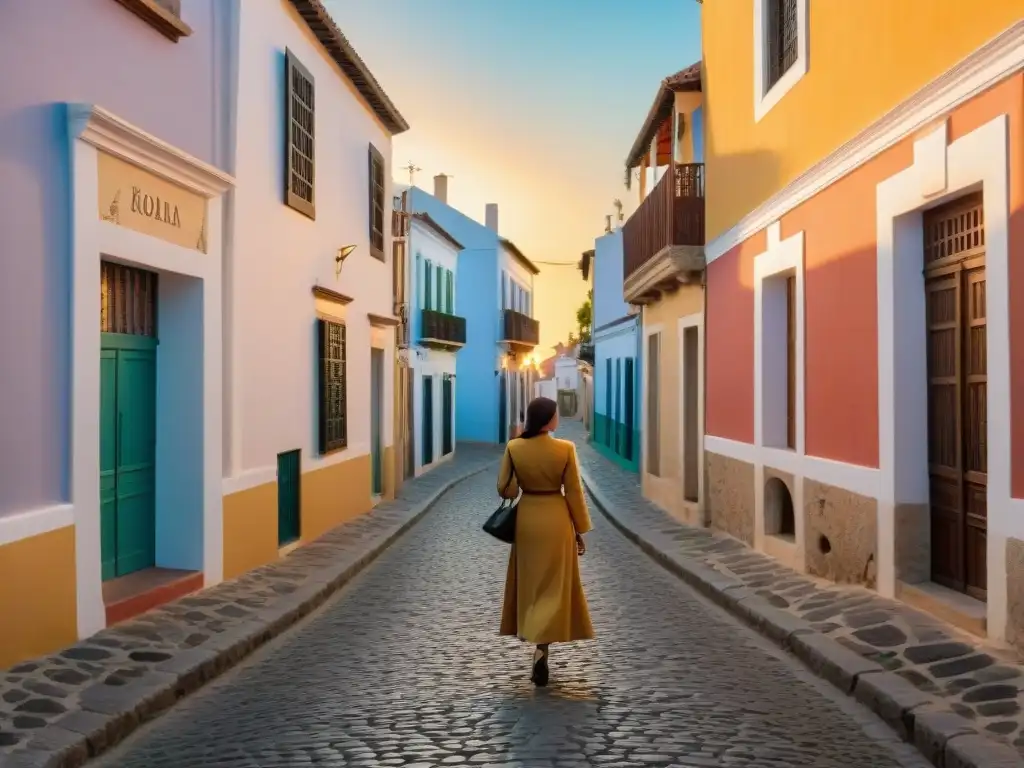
[403,161,422,185]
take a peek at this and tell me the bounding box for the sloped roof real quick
[625,61,702,170]
[500,238,541,276]
[412,212,464,251]
[287,0,409,135]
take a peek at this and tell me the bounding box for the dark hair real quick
[521,397,557,439]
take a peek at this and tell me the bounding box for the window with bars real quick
[285,49,315,219]
[765,0,799,92]
[317,318,347,453]
[368,144,386,260]
[100,262,158,337]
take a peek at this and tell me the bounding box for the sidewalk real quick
[0,445,501,768]
[561,420,1024,768]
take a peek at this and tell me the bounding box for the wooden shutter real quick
[317,318,347,453]
[424,261,432,310]
[446,270,454,313]
[285,49,315,219]
[368,144,385,259]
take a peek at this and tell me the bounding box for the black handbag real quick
[483,452,519,544]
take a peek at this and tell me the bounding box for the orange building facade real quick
[701,3,1023,646]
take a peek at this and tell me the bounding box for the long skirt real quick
[499,495,594,644]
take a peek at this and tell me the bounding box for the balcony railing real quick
[420,308,466,347]
[501,309,539,347]
[577,342,594,364]
[623,163,705,280]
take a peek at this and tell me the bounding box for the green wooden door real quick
[277,450,301,546]
[99,335,157,579]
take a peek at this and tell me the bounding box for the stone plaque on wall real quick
[97,151,208,253]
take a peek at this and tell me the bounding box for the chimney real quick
[433,174,448,204]
[485,203,499,232]
[604,214,612,233]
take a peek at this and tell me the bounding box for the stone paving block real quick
[945,733,1024,768]
[23,727,88,768]
[792,632,887,694]
[853,671,938,741]
[735,595,814,648]
[912,707,978,767]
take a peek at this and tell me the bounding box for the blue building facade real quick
[409,178,540,444]
[591,228,641,472]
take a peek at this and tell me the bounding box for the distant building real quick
[409,176,541,443]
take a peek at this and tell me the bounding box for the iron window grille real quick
[317,318,347,453]
[765,0,799,91]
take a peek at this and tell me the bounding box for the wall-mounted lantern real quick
[335,245,357,278]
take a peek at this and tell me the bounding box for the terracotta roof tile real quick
[287,0,409,135]
[625,60,702,171]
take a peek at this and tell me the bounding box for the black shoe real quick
[531,647,549,687]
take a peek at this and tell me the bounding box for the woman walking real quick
[496,396,594,686]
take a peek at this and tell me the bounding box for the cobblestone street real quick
[91,468,929,768]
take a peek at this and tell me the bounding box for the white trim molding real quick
[753,0,809,123]
[68,104,234,197]
[875,114,1011,640]
[640,323,664,478]
[708,20,1024,264]
[677,313,705,517]
[754,223,804,455]
[0,504,74,548]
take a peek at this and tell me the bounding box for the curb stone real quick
[580,468,1024,768]
[0,463,492,768]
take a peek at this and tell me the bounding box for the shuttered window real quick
[424,261,433,310]
[285,49,315,219]
[317,319,347,453]
[446,270,454,313]
[368,144,386,260]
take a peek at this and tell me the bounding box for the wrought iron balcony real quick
[577,343,594,364]
[501,309,539,348]
[623,163,705,282]
[420,309,466,349]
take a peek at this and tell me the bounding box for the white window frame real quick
[753,222,804,457]
[753,0,809,123]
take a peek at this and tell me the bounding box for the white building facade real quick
[220,0,408,579]
[408,213,463,474]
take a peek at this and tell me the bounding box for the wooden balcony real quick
[420,309,466,349]
[501,309,539,348]
[623,163,706,304]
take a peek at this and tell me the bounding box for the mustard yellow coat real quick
[497,433,595,645]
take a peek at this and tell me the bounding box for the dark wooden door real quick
[442,375,453,456]
[423,375,434,465]
[924,194,987,600]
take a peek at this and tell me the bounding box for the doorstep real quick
[103,568,203,627]
[0,442,502,768]
[558,420,1024,768]
[897,580,987,639]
